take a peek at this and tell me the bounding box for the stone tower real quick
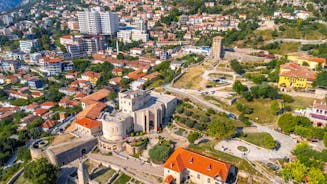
[212,36,224,59]
[77,160,89,184]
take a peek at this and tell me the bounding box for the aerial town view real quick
[0,0,327,184]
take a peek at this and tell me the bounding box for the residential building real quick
[19,39,40,53]
[77,7,119,35]
[0,59,21,73]
[117,29,149,43]
[28,78,44,89]
[163,147,237,184]
[75,117,102,136]
[60,35,106,57]
[40,56,63,76]
[81,71,101,85]
[288,53,326,70]
[278,63,316,89]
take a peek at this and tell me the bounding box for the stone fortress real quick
[99,90,177,153]
[30,89,177,165]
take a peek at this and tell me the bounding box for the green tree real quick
[149,144,172,164]
[232,80,247,94]
[315,71,327,87]
[270,100,280,115]
[324,133,327,147]
[107,91,117,101]
[16,147,31,162]
[281,160,307,183]
[73,59,89,73]
[208,119,236,139]
[187,132,200,144]
[307,168,326,184]
[278,113,296,134]
[230,59,244,75]
[24,158,58,184]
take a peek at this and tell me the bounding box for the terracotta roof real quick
[76,102,106,120]
[75,117,102,129]
[61,35,73,39]
[81,89,110,105]
[164,147,231,182]
[83,71,100,78]
[164,175,174,184]
[43,56,61,63]
[41,120,57,129]
[110,77,122,84]
[41,101,57,107]
[34,108,49,116]
[313,103,327,111]
[128,70,146,80]
[280,63,316,81]
[112,67,123,73]
[143,71,160,81]
[308,57,326,64]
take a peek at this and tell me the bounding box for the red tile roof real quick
[164,175,174,184]
[280,63,316,81]
[75,117,102,129]
[81,89,110,105]
[128,70,146,80]
[43,56,61,63]
[41,101,57,107]
[34,108,49,116]
[41,120,57,129]
[164,147,231,182]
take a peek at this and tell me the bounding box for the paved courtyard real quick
[215,138,290,162]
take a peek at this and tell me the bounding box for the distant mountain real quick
[0,0,22,12]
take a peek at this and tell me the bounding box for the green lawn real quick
[225,98,278,125]
[187,141,260,176]
[91,168,116,184]
[224,96,314,125]
[289,96,314,110]
[113,173,131,184]
[240,132,277,149]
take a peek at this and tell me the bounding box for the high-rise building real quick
[77,8,119,35]
[212,36,224,59]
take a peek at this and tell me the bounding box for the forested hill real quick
[0,0,22,12]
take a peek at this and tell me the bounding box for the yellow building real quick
[81,71,100,85]
[288,53,326,70]
[278,62,316,89]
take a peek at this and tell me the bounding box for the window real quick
[207,178,211,183]
[197,174,200,179]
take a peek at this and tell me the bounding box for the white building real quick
[117,29,149,43]
[77,8,119,35]
[19,39,40,53]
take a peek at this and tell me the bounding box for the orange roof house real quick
[128,70,146,80]
[112,68,123,76]
[163,147,234,184]
[41,120,57,131]
[75,117,102,129]
[81,89,110,106]
[34,108,49,116]
[75,117,102,136]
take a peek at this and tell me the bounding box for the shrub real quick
[187,132,201,144]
